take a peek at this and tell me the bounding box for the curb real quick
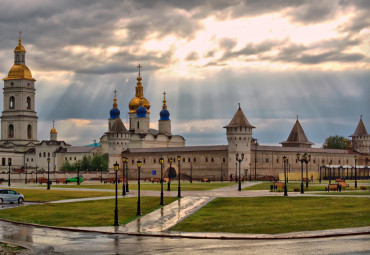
[0,218,369,240]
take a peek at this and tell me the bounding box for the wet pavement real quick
[0,221,369,254]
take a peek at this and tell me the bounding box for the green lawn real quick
[13,188,114,202]
[317,191,370,195]
[170,197,370,234]
[0,197,177,227]
[244,181,368,192]
[31,182,236,191]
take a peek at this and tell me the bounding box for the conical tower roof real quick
[281,117,313,147]
[224,105,255,128]
[350,116,368,137]
[110,117,127,132]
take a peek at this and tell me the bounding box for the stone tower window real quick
[8,124,14,138]
[27,124,32,139]
[27,97,31,109]
[9,96,15,109]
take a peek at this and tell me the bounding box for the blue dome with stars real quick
[110,107,120,119]
[136,106,147,118]
[160,109,170,121]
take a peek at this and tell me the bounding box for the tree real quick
[80,155,92,172]
[322,135,351,150]
[60,160,77,172]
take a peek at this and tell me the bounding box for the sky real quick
[0,0,369,147]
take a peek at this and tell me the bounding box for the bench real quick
[325,184,339,192]
[303,178,312,182]
[117,177,124,183]
[144,177,152,182]
[104,178,115,184]
[338,181,349,188]
[163,178,169,183]
[152,178,160,183]
[56,178,67,184]
[28,178,36,183]
[201,178,211,183]
[335,178,343,182]
[39,179,52,185]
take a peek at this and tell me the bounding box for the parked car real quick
[0,189,24,204]
[66,176,84,183]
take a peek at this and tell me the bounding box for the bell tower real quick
[0,32,38,150]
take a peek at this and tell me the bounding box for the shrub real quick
[360,186,368,190]
[293,187,299,192]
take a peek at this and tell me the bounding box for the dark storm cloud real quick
[221,40,282,61]
[271,36,367,64]
[219,38,237,50]
[287,1,338,24]
[185,52,199,61]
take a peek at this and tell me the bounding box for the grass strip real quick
[29,182,236,191]
[0,196,177,227]
[171,197,370,234]
[13,188,114,202]
[0,242,26,253]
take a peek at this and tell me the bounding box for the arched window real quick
[8,124,14,138]
[27,125,32,139]
[26,97,31,109]
[9,97,15,109]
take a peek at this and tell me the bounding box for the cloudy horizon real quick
[0,0,369,147]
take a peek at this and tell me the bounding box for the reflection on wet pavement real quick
[0,220,369,255]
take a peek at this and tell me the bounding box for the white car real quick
[0,189,24,204]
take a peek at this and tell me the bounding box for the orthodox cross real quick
[238,103,240,109]
[114,89,117,98]
[52,120,55,128]
[163,91,166,100]
[18,31,22,41]
[137,64,142,75]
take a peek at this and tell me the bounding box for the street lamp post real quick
[77,160,80,185]
[296,153,310,194]
[354,155,358,188]
[137,160,142,215]
[25,163,28,184]
[236,153,244,191]
[306,154,311,188]
[329,161,332,184]
[177,155,181,198]
[125,157,129,192]
[319,165,322,183]
[113,162,119,226]
[167,158,172,191]
[122,157,126,196]
[160,157,164,205]
[283,156,288,196]
[47,157,51,190]
[8,159,11,187]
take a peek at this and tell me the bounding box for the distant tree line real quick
[60,154,109,172]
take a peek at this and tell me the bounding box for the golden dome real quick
[50,121,57,134]
[129,96,150,113]
[3,64,35,81]
[128,72,150,113]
